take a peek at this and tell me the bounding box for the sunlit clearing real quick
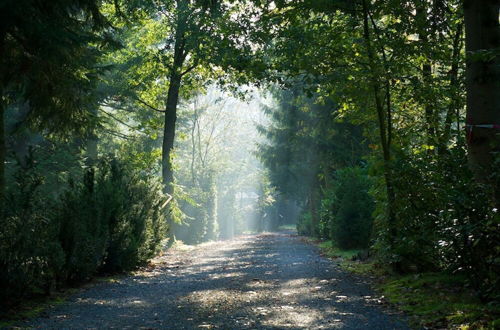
[171,86,270,244]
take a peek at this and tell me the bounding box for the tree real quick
[0,0,109,211]
[107,0,264,194]
[463,0,500,207]
[173,87,265,242]
[258,86,368,237]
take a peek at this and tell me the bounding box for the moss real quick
[311,239,499,329]
[317,240,361,260]
[377,273,499,329]
[340,261,375,275]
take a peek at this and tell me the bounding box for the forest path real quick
[22,232,408,329]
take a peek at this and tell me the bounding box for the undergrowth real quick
[0,290,75,328]
[314,239,500,329]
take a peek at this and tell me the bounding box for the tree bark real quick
[416,5,439,148]
[161,0,188,194]
[464,0,500,207]
[86,108,99,166]
[0,91,5,215]
[440,22,464,151]
[0,30,6,215]
[422,62,437,145]
[162,72,181,194]
[362,0,397,247]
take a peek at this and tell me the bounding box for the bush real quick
[173,176,218,244]
[56,170,108,283]
[0,168,64,304]
[57,158,167,276]
[297,211,313,236]
[0,156,166,307]
[320,167,374,250]
[95,159,166,272]
[371,147,499,299]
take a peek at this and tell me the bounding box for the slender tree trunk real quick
[464,0,500,207]
[0,92,5,215]
[0,30,5,215]
[422,62,437,145]
[362,0,397,247]
[161,0,187,194]
[162,1,190,244]
[162,73,181,194]
[86,108,98,166]
[190,105,198,185]
[309,188,319,237]
[440,22,464,151]
[416,5,439,148]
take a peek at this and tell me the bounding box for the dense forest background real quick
[0,0,498,318]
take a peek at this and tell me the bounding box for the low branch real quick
[160,193,174,210]
[99,108,142,131]
[134,97,165,113]
[180,62,198,77]
[103,128,132,140]
[100,101,135,113]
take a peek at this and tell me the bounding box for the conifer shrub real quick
[0,165,64,304]
[57,157,167,275]
[320,167,374,250]
[96,158,166,272]
[56,170,108,283]
[0,156,166,307]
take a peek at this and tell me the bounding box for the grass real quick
[379,272,499,329]
[277,224,297,231]
[317,240,361,260]
[313,239,500,329]
[0,289,76,328]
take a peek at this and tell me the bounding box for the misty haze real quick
[1,1,498,329]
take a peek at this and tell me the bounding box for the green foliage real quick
[57,173,108,283]
[0,156,166,307]
[320,167,374,250]
[378,272,500,329]
[317,241,361,260]
[57,158,166,275]
[296,211,314,237]
[370,147,499,299]
[0,166,64,303]
[0,0,113,134]
[175,179,218,245]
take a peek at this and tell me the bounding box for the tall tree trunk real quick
[362,0,397,247]
[162,72,181,194]
[464,0,500,207]
[86,108,98,166]
[161,0,187,195]
[416,5,438,148]
[0,30,5,215]
[422,62,437,145]
[440,22,464,151]
[309,187,319,237]
[0,92,5,215]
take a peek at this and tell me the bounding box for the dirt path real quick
[20,232,408,329]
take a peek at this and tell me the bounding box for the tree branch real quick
[180,62,198,77]
[99,108,142,132]
[103,128,132,140]
[134,97,165,113]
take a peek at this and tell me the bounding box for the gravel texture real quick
[19,231,409,329]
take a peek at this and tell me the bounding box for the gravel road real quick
[19,232,409,329]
